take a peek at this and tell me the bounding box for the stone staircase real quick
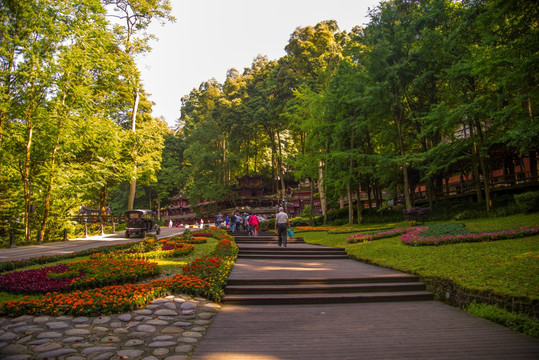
[223,235,434,305]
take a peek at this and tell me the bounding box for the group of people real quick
[215,207,291,247]
[222,212,261,236]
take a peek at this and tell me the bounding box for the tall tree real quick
[104,0,174,210]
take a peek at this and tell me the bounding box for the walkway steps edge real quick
[222,291,434,305]
[225,282,427,295]
[238,254,349,259]
[226,275,421,286]
[239,247,345,253]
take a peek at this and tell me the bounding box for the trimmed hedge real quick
[514,191,539,213]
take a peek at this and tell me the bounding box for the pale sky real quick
[136,0,382,128]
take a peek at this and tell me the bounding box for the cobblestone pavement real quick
[0,294,220,360]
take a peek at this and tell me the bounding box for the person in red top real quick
[248,213,259,236]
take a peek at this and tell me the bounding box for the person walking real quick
[230,213,236,233]
[248,213,259,236]
[235,212,241,232]
[274,207,291,247]
[215,213,223,228]
[242,213,247,231]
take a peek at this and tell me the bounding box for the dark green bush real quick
[419,223,468,237]
[290,217,309,226]
[514,191,539,213]
[466,302,539,338]
[360,207,404,224]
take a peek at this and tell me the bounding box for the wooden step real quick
[222,291,434,305]
[234,237,305,243]
[239,247,348,257]
[238,254,349,260]
[239,250,346,256]
[239,247,345,253]
[225,282,427,295]
[226,275,421,286]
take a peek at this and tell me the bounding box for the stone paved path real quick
[0,294,220,360]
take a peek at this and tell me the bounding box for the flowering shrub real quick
[0,264,83,294]
[347,227,416,243]
[182,237,208,244]
[183,256,223,279]
[0,230,238,316]
[182,238,238,300]
[116,241,195,259]
[294,226,333,232]
[0,283,167,317]
[0,257,159,294]
[0,244,133,273]
[402,226,539,246]
[68,256,160,289]
[403,207,430,225]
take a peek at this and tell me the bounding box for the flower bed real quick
[347,227,416,243]
[0,244,133,273]
[0,257,159,294]
[0,264,81,294]
[116,242,195,259]
[0,229,238,317]
[402,226,539,246]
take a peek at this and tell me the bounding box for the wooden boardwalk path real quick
[191,235,539,360]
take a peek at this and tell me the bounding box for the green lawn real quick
[301,213,539,300]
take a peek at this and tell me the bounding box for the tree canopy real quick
[0,0,170,241]
[168,0,538,223]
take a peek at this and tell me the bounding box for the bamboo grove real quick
[0,0,173,242]
[166,0,538,224]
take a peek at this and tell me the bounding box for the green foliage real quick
[514,191,539,214]
[0,0,172,244]
[290,217,310,227]
[417,223,469,238]
[46,270,81,280]
[466,302,539,338]
[301,205,312,218]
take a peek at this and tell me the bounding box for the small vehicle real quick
[125,209,161,238]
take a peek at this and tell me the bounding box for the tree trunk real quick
[23,124,34,243]
[99,186,108,217]
[349,128,354,224]
[472,144,483,202]
[474,120,491,211]
[426,178,434,208]
[40,126,61,242]
[127,89,140,210]
[347,182,353,224]
[223,138,228,183]
[276,130,286,206]
[40,91,70,241]
[309,176,315,226]
[323,138,329,224]
[529,151,537,180]
[367,175,372,209]
[318,161,327,225]
[357,182,363,224]
[395,106,411,210]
